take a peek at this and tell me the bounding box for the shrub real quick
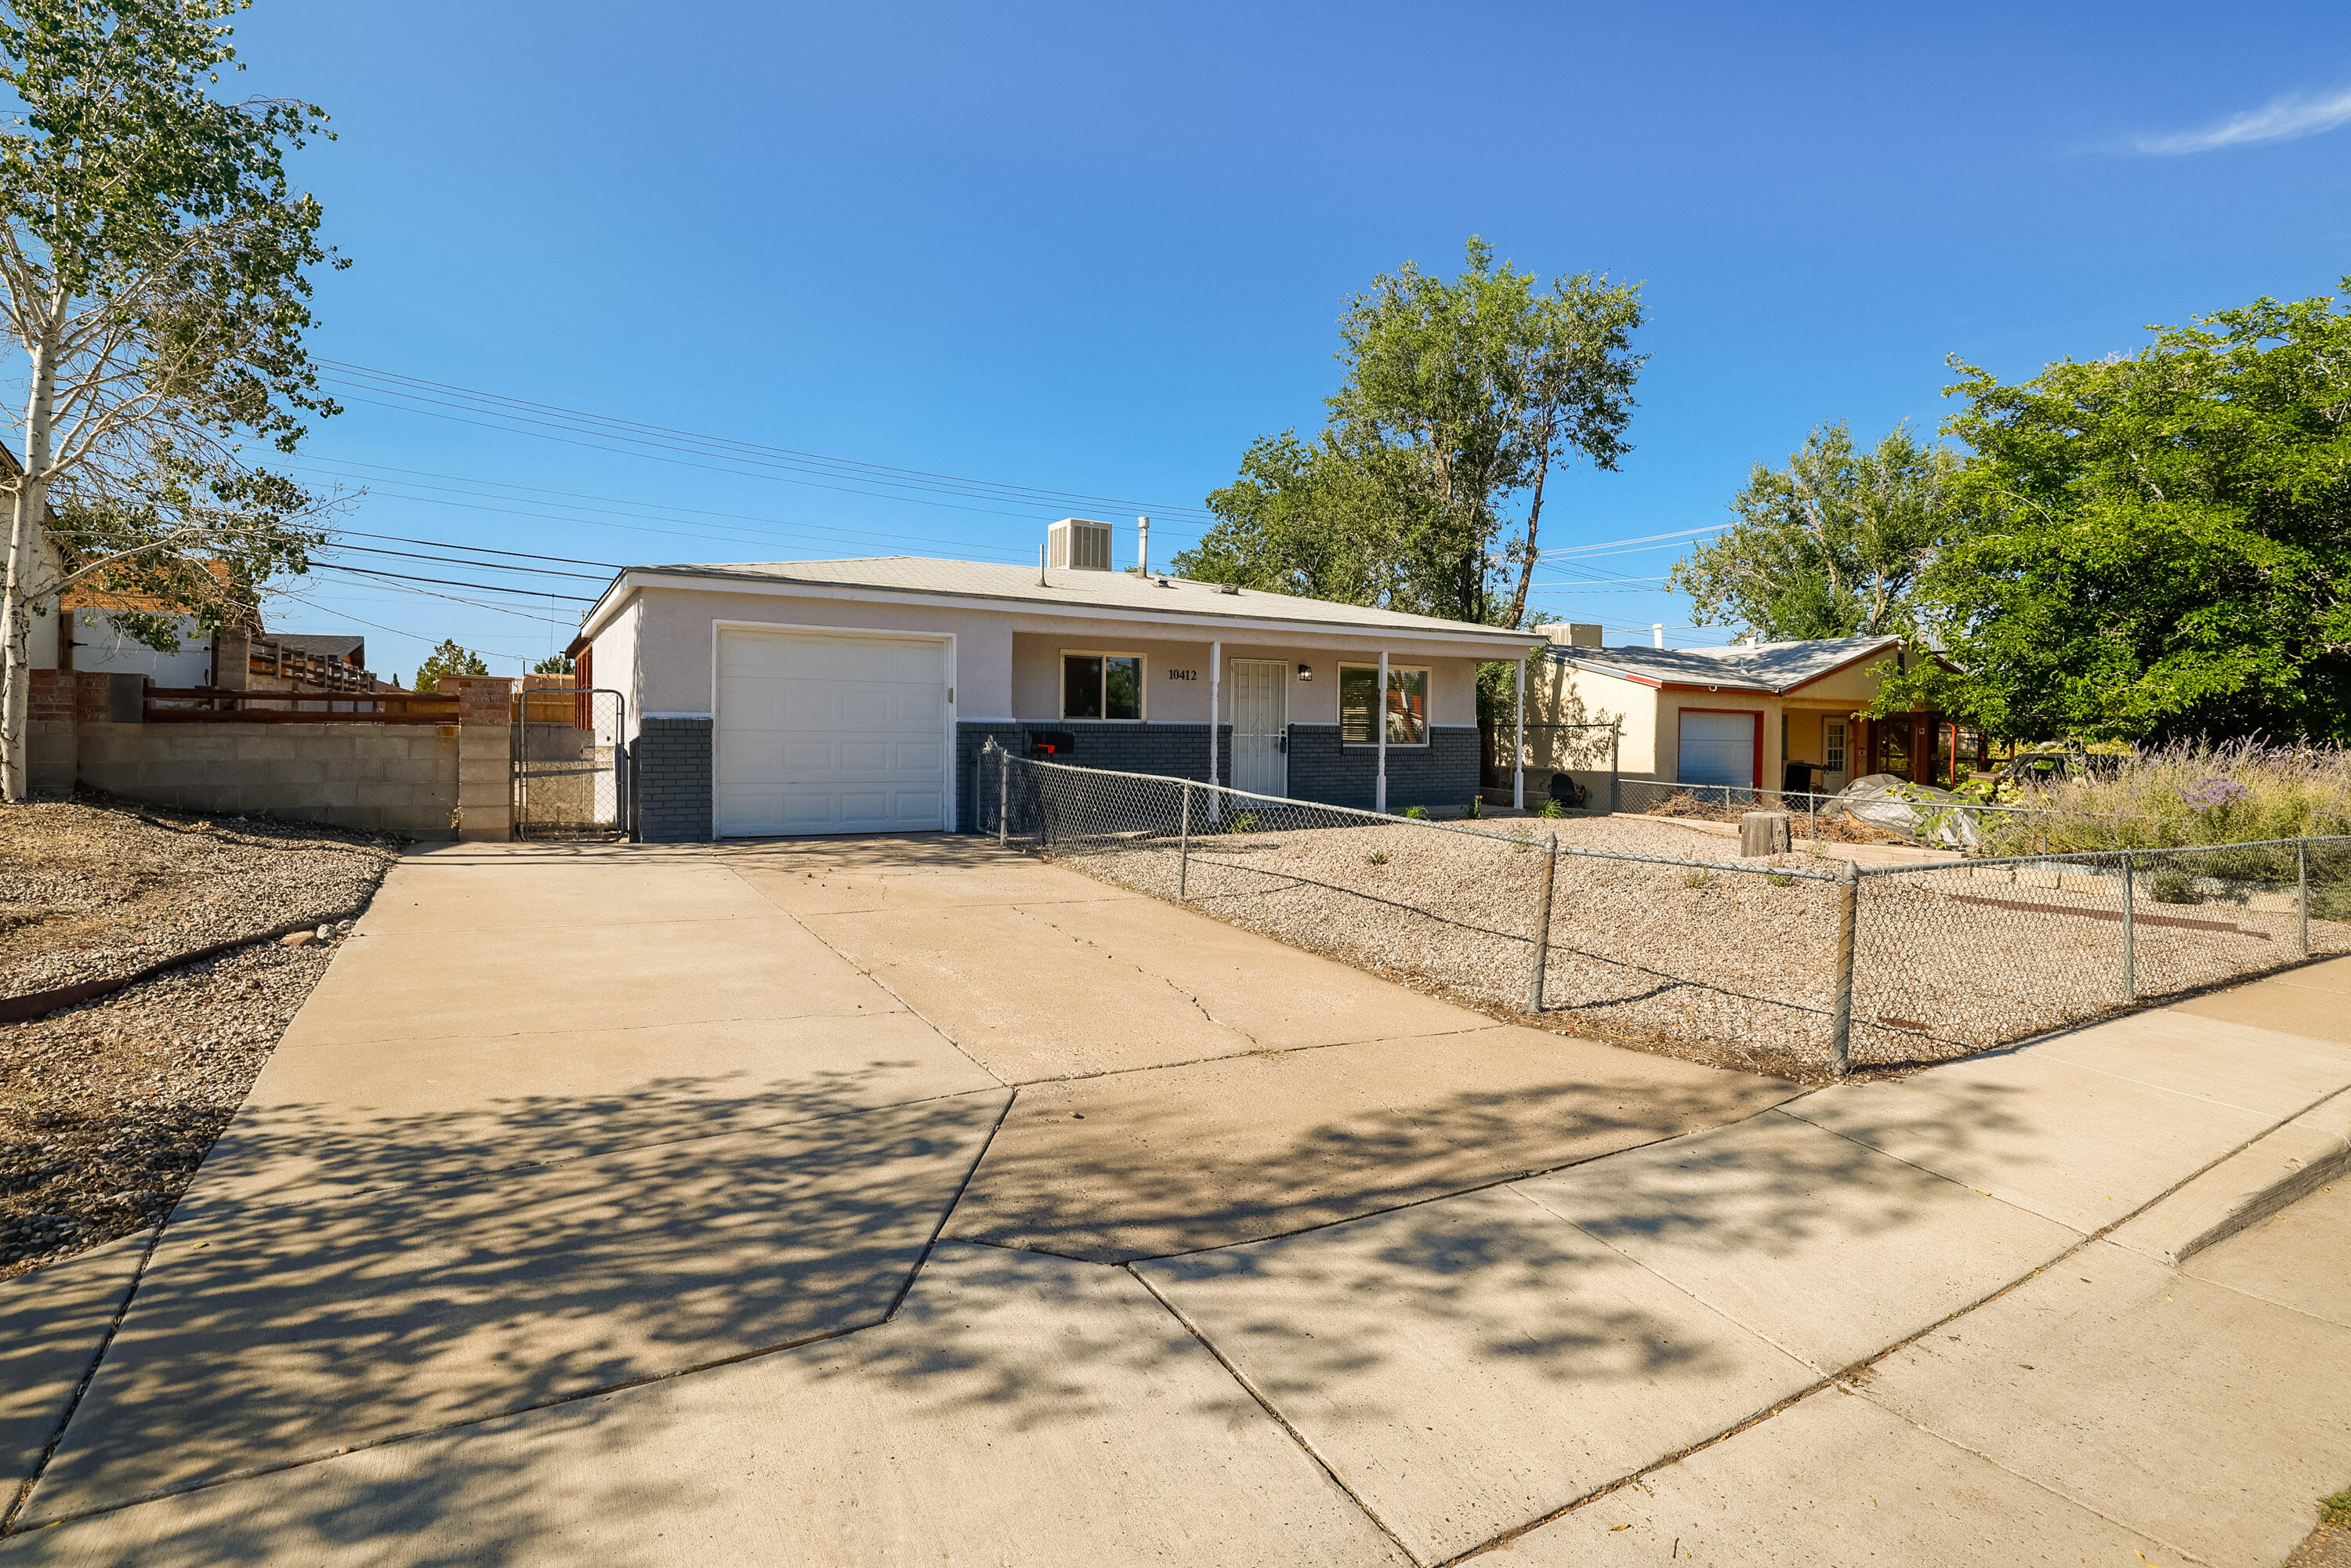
[1536,797,1564,819]
[2146,869,2201,905]
[1220,811,1256,835]
[1401,804,1429,820]
[1682,867,1712,888]
[1462,795,1483,820]
[1977,741,2351,855]
[1767,871,1795,887]
[1367,850,1388,866]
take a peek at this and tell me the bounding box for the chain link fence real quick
[976,744,2351,1080]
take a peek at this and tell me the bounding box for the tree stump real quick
[1740,810,1791,857]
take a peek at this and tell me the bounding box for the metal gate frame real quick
[513,686,629,840]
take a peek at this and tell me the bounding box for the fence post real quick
[1179,781,1192,902]
[1526,833,1557,1013]
[1809,793,1820,856]
[997,744,1009,849]
[2298,838,2310,958]
[1829,859,1858,1078]
[1609,726,1621,815]
[2121,853,2136,1002]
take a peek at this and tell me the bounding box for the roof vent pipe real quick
[1652,624,1665,649]
[1137,515,1150,576]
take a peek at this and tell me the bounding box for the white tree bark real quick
[2,306,62,802]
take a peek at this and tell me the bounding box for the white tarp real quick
[1820,773,1982,850]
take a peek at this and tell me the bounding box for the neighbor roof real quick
[600,556,1541,646]
[271,633,367,662]
[1549,634,1903,693]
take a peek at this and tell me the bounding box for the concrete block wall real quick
[74,722,462,837]
[1287,724,1481,812]
[443,676,517,842]
[26,668,78,795]
[635,717,712,842]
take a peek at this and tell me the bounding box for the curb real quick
[0,904,376,1027]
[2106,1086,2351,1266]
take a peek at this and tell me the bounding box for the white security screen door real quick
[1676,711,1756,790]
[715,628,947,836]
[1228,659,1288,798]
[1823,718,1849,791]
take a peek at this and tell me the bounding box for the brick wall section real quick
[954,721,1231,832]
[440,677,517,842]
[635,717,713,842]
[73,670,112,723]
[74,722,461,836]
[1287,724,1481,812]
[28,668,73,722]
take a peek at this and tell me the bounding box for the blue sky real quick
[224,1,2351,680]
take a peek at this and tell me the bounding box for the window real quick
[1824,719,1846,774]
[1062,653,1143,720]
[1339,664,1429,746]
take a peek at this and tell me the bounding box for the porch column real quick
[1208,639,1221,809]
[1512,655,1525,809]
[1376,649,1389,814]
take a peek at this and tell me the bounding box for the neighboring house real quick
[574,518,1539,842]
[1531,628,1988,797]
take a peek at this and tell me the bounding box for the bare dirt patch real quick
[0,796,393,999]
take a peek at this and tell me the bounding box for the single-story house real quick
[572,519,1539,841]
[1529,628,1986,797]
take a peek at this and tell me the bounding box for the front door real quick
[1822,718,1849,792]
[1228,658,1288,798]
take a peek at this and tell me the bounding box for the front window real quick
[1063,653,1143,720]
[1339,664,1429,746]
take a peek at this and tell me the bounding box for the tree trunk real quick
[2,320,60,803]
[1505,436,1552,630]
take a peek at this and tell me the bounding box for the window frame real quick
[1059,648,1147,722]
[1337,661,1431,748]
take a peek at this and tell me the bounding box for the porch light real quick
[1297,663,1313,681]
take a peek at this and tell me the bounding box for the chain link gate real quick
[513,686,628,840]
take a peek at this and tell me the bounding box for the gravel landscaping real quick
[1032,777,2351,1081]
[0,797,394,1001]
[0,796,393,1280]
[1,937,342,1280]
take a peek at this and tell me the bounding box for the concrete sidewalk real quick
[6,837,2349,1565]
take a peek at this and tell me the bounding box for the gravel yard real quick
[1,938,342,1279]
[0,797,393,1280]
[1,798,393,1000]
[1039,798,2351,1081]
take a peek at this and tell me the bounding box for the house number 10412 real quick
[1166,668,1197,681]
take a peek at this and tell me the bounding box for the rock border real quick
[0,893,383,1027]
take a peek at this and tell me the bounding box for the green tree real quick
[1888,287,2351,744]
[1178,238,1644,628]
[1176,430,1433,609]
[415,638,487,692]
[531,651,574,675]
[1669,422,1965,642]
[0,0,342,799]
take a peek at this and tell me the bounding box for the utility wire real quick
[320,362,1222,524]
[309,560,596,602]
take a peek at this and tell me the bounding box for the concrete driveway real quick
[2,833,1792,1561]
[13,837,2348,1565]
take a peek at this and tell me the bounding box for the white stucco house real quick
[572,520,1538,842]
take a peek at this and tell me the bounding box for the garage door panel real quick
[717,630,949,837]
[1677,712,1756,790]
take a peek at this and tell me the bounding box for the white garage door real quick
[715,628,948,836]
[1677,712,1755,790]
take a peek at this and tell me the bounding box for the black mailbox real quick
[1028,730,1076,759]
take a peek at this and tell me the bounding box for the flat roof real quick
[587,556,1542,652]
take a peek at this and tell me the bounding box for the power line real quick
[309,561,596,602]
[320,360,1223,525]
[321,541,617,580]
